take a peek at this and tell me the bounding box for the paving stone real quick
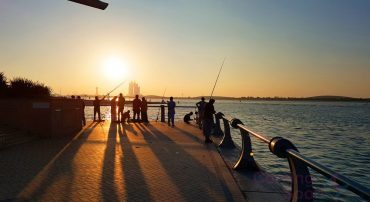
[1,121,245,202]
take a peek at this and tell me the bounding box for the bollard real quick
[269,137,313,202]
[213,112,224,137]
[232,119,259,171]
[219,118,235,149]
[160,105,165,122]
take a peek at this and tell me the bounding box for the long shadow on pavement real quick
[118,123,152,201]
[100,122,120,201]
[134,123,235,202]
[14,122,100,201]
[0,122,97,200]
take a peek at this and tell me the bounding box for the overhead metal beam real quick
[68,0,108,10]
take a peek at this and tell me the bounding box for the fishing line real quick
[96,79,127,121]
[102,79,127,99]
[210,58,226,99]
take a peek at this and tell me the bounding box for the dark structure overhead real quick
[68,0,108,10]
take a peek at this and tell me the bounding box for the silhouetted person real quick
[121,110,131,123]
[117,93,125,123]
[77,96,86,126]
[167,96,176,127]
[196,97,206,129]
[133,95,142,121]
[203,99,215,143]
[93,96,103,122]
[141,97,148,123]
[183,112,193,124]
[194,111,199,125]
[71,95,75,99]
[111,96,117,122]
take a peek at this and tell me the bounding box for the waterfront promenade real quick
[0,121,245,201]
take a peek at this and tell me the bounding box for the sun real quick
[102,56,130,81]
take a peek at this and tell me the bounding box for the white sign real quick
[32,102,50,109]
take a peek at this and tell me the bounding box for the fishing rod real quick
[156,87,167,122]
[210,58,226,99]
[101,79,127,99]
[94,79,127,121]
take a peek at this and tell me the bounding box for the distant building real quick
[128,81,140,97]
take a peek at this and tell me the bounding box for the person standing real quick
[77,96,86,126]
[93,96,103,122]
[203,98,215,143]
[196,97,207,129]
[118,93,125,123]
[132,94,142,122]
[141,97,148,123]
[167,96,176,127]
[110,96,117,122]
[194,111,199,125]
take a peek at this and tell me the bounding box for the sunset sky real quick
[1,0,369,97]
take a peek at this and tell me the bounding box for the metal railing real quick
[147,104,197,122]
[213,113,370,202]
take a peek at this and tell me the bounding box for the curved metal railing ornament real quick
[214,114,370,202]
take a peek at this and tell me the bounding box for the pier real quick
[2,1,370,201]
[1,121,247,201]
[1,100,369,201]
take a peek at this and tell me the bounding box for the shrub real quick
[9,77,51,98]
[0,72,8,97]
[0,72,52,98]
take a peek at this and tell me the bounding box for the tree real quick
[0,73,52,98]
[9,77,51,98]
[0,72,8,97]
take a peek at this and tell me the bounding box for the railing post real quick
[218,118,235,149]
[232,119,259,171]
[160,105,165,122]
[213,112,224,137]
[269,137,313,202]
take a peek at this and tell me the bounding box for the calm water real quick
[86,100,370,201]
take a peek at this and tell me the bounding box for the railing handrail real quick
[238,124,270,144]
[147,105,196,108]
[286,149,370,200]
[219,114,370,201]
[223,116,270,143]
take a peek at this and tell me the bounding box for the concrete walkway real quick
[0,121,245,201]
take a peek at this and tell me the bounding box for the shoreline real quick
[74,96,370,102]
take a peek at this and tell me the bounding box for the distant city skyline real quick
[128,81,140,97]
[1,1,369,98]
